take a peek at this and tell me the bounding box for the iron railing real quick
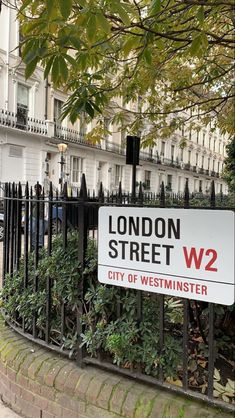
[1,179,234,413]
[0,108,47,135]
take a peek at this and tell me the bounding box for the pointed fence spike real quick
[118,181,122,203]
[138,181,143,203]
[49,181,53,198]
[25,182,29,198]
[210,180,215,208]
[160,181,165,207]
[79,173,88,199]
[98,182,104,202]
[18,182,22,198]
[184,179,190,208]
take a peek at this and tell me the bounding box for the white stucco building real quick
[0,3,228,195]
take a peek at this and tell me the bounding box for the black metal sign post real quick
[126,135,140,203]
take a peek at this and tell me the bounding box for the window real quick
[217,161,220,173]
[167,174,172,191]
[189,128,192,141]
[212,159,215,171]
[17,84,29,129]
[54,99,63,121]
[201,155,204,168]
[199,180,202,193]
[188,150,191,164]
[144,170,151,190]
[114,165,123,187]
[71,156,83,183]
[180,148,184,161]
[209,137,211,150]
[195,153,198,166]
[214,139,216,152]
[161,141,165,156]
[196,131,199,144]
[208,158,210,170]
[9,145,23,158]
[171,145,175,161]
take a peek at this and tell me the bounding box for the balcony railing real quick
[0,108,47,135]
[0,111,224,181]
[106,140,125,155]
[54,123,102,149]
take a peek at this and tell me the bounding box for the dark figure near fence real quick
[31,183,44,248]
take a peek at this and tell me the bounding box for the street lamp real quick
[57,143,68,192]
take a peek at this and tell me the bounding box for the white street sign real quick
[98,207,235,305]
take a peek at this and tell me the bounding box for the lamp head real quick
[58,143,68,153]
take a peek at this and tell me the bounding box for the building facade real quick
[0,3,228,195]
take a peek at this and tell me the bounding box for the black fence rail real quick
[1,177,234,413]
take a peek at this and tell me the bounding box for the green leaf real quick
[143,48,152,65]
[87,15,97,42]
[123,36,140,57]
[156,38,164,50]
[59,0,72,19]
[77,53,87,71]
[112,1,131,25]
[25,57,38,79]
[201,32,208,49]
[44,56,55,79]
[59,56,68,82]
[46,0,54,16]
[197,6,204,26]
[151,0,161,15]
[190,32,208,57]
[63,54,76,66]
[70,36,82,50]
[96,12,111,34]
[23,45,38,64]
[85,102,95,118]
[189,35,202,56]
[19,0,33,13]
[52,56,60,83]
[58,34,72,48]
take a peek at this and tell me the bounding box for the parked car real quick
[46,206,63,234]
[0,206,63,243]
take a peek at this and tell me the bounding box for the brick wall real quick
[0,317,233,418]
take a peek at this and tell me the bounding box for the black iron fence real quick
[1,177,234,412]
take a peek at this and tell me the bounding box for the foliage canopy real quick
[8,0,235,140]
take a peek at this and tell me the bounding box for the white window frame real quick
[144,170,151,190]
[114,164,123,187]
[71,156,83,184]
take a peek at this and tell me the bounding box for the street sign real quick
[98,207,235,305]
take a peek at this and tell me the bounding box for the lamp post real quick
[57,143,68,193]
